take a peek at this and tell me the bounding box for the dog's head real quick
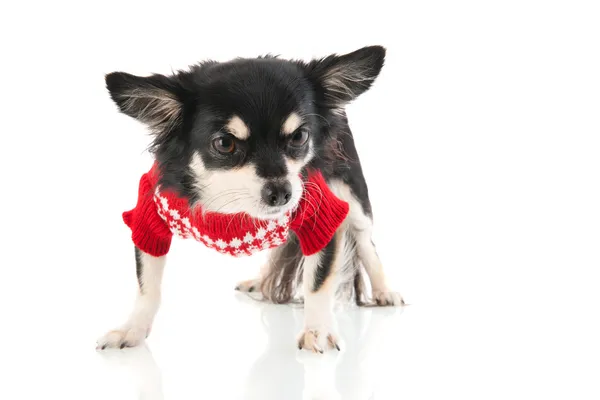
[106,46,385,219]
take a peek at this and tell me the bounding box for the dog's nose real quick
[261,181,292,207]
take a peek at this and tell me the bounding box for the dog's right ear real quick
[105,72,183,134]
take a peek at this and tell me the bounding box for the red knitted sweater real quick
[122,164,349,257]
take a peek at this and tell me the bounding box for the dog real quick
[97,46,404,353]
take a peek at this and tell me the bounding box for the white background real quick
[1,0,599,399]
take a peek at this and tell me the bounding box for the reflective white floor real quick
[95,300,408,400]
[7,283,595,400]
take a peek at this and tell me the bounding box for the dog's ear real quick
[105,72,183,134]
[303,46,386,107]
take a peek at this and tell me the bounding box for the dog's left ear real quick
[303,45,386,107]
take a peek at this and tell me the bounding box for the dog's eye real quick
[289,129,309,147]
[213,137,235,154]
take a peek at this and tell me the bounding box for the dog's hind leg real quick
[329,180,404,307]
[237,234,304,304]
[356,233,404,306]
[234,249,280,294]
[352,207,404,306]
[97,247,166,349]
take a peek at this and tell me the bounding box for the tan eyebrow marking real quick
[226,115,250,140]
[282,112,303,135]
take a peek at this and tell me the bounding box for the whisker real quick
[302,113,330,127]
[200,190,249,214]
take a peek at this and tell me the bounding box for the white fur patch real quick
[189,153,303,219]
[302,252,334,329]
[226,115,250,140]
[282,112,302,135]
[299,251,340,352]
[97,251,166,349]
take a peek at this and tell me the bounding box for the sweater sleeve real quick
[290,171,350,256]
[122,172,173,257]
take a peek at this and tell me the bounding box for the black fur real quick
[317,111,373,217]
[105,46,385,213]
[312,234,338,292]
[134,246,143,292]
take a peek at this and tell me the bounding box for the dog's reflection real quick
[97,298,402,400]
[242,297,403,400]
[97,344,164,400]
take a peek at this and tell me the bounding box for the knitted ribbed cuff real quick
[123,173,173,257]
[127,213,172,257]
[290,171,349,255]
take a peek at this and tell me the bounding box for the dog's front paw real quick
[373,290,405,306]
[96,325,151,350]
[297,328,340,353]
